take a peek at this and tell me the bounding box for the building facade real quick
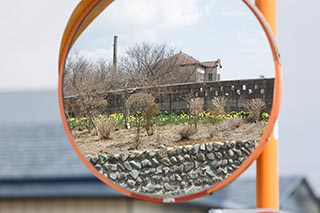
[171,52,222,83]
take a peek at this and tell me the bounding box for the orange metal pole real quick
[255,0,280,210]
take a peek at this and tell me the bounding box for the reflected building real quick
[166,52,222,83]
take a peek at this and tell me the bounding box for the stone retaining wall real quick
[87,140,257,198]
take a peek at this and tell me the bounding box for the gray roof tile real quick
[0,123,90,179]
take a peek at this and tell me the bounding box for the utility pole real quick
[255,0,280,210]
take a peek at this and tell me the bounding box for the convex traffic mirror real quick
[59,0,281,203]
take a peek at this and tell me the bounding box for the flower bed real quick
[68,111,269,130]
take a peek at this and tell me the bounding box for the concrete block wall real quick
[104,78,274,114]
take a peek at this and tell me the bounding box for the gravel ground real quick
[74,121,265,156]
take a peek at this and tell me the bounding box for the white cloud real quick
[130,29,158,43]
[104,0,204,30]
[73,0,211,53]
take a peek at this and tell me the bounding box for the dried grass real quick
[218,118,244,131]
[94,117,113,140]
[212,97,225,115]
[246,99,266,123]
[126,92,159,137]
[189,98,204,129]
[189,98,204,116]
[178,125,197,141]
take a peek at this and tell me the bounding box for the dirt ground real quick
[74,121,265,156]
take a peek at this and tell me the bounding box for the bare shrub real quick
[207,115,221,138]
[246,99,266,123]
[212,97,225,115]
[189,98,204,129]
[93,117,113,140]
[178,125,197,141]
[218,118,244,131]
[189,98,204,115]
[142,102,159,136]
[208,124,219,138]
[126,93,159,145]
[126,92,155,112]
[64,94,108,133]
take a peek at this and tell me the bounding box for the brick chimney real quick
[112,35,118,74]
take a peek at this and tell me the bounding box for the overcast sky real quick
[0,1,79,92]
[1,0,320,197]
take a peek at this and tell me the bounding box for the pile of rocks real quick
[87,140,257,198]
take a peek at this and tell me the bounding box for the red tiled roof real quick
[201,61,219,68]
[173,52,200,66]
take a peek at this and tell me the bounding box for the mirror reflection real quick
[62,0,275,198]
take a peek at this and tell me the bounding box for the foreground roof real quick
[0,174,307,209]
[0,123,89,180]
